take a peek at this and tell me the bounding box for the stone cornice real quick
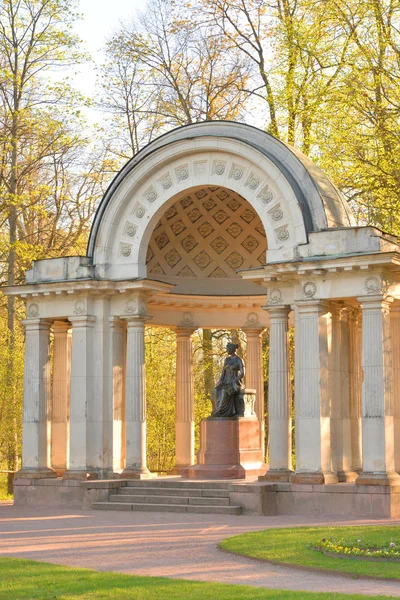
[240,251,400,284]
[1,278,174,299]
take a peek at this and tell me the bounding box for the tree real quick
[99,0,251,159]
[0,0,111,473]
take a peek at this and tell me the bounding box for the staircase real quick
[92,479,242,515]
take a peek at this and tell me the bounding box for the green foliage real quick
[220,526,400,579]
[145,327,177,472]
[0,557,392,599]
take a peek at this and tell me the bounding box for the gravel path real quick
[0,504,399,597]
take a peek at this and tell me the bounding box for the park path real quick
[0,504,400,597]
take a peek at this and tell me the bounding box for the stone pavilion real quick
[4,122,400,516]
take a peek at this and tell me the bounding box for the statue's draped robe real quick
[212,355,245,417]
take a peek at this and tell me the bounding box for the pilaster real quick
[348,307,362,473]
[171,327,196,473]
[291,300,338,484]
[356,296,400,485]
[51,321,71,474]
[260,307,292,481]
[17,319,56,479]
[330,306,357,482]
[391,304,400,474]
[109,317,126,474]
[121,315,151,478]
[242,326,265,459]
[63,315,97,480]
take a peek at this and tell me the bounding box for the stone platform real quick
[12,477,400,518]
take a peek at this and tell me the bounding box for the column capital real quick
[262,305,291,319]
[242,326,265,336]
[68,315,96,327]
[175,326,196,338]
[22,318,52,331]
[108,316,126,330]
[53,320,70,334]
[391,302,400,314]
[293,299,330,315]
[122,315,149,327]
[357,295,393,311]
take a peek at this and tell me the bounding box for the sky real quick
[69,0,148,122]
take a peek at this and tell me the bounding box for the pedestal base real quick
[63,470,98,480]
[15,467,57,480]
[290,471,339,485]
[120,468,157,480]
[356,471,400,486]
[186,417,267,480]
[260,469,293,482]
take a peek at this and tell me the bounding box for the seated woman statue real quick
[212,342,245,418]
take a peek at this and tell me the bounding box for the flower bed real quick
[312,537,400,562]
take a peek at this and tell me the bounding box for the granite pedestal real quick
[186,417,267,479]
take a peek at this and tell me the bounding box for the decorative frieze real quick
[175,165,189,181]
[143,186,157,203]
[229,163,244,180]
[245,172,260,190]
[258,185,274,204]
[124,221,137,237]
[212,161,225,176]
[275,225,289,242]
[268,288,282,305]
[245,312,259,326]
[303,281,317,299]
[27,303,39,318]
[159,173,172,189]
[120,242,132,257]
[73,299,86,315]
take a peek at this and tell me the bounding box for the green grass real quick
[0,557,394,600]
[220,526,400,580]
[0,473,13,501]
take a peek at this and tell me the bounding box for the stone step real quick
[109,494,230,506]
[92,501,241,515]
[123,480,232,490]
[119,487,230,498]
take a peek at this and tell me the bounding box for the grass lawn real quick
[0,557,394,600]
[220,526,400,580]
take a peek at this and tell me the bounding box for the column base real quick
[356,471,400,486]
[337,470,358,483]
[290,471,339,485]
[120,467,157,480]
[15,467,57,480]
[260,469,293,482]
[63,470,98,480]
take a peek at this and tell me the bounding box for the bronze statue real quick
[211,342,245,418]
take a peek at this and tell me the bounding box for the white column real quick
[264,307,292,480]
[64,315,96,479]
[172,327,195,472]
[291,301,337,484]
[243,327,265,456]
[356,296,400,485]
[391,304,400,473]
[348,307,363,472]
[330,307,357,482]
[18,319,56,478]
[109,317,126,473]
[51,321,71,474]
[121,317,150,478]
